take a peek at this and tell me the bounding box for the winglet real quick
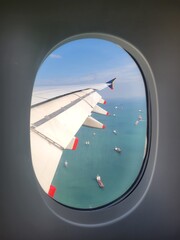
[106,78,116,90]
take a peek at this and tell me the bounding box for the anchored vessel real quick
[96,175,104,188]
[114,147,121,153]
[113,130,117,135]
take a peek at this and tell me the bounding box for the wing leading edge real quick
[30,78,116,195]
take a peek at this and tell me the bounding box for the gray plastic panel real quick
[1,1,180,240]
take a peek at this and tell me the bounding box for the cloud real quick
[49,53,62,59]
[41,63,143,87]
[70,63,142,85]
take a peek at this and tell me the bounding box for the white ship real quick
[96,175,104,188]
[114,147,121,153]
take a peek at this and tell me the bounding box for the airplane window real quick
[30,37,148,210]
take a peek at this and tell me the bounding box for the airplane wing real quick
[30,78,116,196]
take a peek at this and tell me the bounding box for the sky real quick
[34,38,146,99]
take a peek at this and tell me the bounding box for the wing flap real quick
[30,130,63,193]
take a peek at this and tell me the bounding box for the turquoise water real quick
[52,98,147,209]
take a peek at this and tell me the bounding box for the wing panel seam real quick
[31,90,95,128]
[31,128,64,150]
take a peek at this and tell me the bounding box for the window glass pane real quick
[31,38,147,209]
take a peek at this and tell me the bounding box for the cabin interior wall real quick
[1,1,180,239]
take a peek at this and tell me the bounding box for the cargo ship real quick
[96,175,104,188]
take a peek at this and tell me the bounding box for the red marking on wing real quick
[48,185,56,198]
[72,137,79,150]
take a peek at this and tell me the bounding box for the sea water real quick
[52,97,147,209]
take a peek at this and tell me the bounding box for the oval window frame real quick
[32,33,158,226]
